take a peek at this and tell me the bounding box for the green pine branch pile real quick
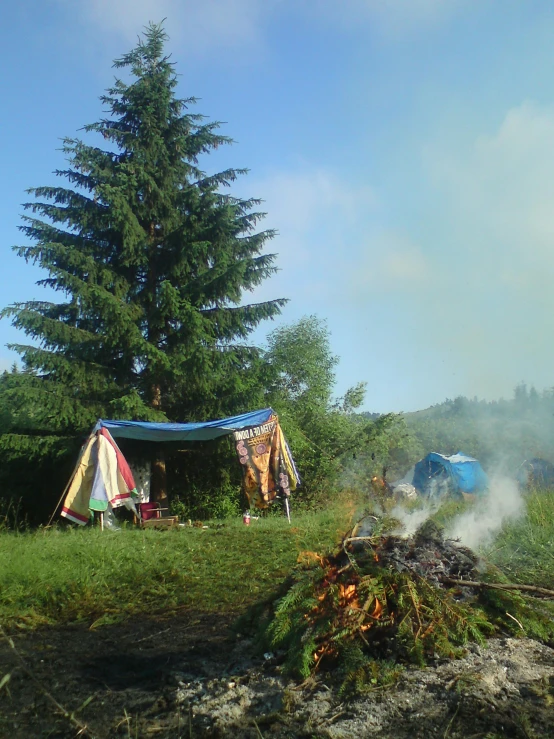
[261,519,554,693]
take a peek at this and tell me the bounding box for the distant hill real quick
[401,385,554,472]
[355,384,554,480]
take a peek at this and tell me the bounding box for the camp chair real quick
[135,502,179,529]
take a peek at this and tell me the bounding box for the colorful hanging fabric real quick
[61,429,138,525]
[233,417,300,509]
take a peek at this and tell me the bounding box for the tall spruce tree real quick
[2,24,285,499]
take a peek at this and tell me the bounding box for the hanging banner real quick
[233,417,298,509]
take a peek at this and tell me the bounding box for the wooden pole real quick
[149,382,167,503]
[284,496,291,524]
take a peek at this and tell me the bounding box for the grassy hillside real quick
[400,389,554,474]
[484,489,554,590]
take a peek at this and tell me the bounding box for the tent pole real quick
[284,497,291,524]
[46,479,73,529]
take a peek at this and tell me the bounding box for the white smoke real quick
[386,474,525,550]
[445,475,525,550]
[390,500,441,536]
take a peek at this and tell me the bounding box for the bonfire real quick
[262,516,554,693]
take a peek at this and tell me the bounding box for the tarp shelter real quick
[412,452,488,499]
[516,458,554,489]
[60,409,300,525]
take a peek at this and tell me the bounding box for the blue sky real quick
[2,0,554,412]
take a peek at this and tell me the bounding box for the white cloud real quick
[57,0,461,56]
[256,169,376,233]
[358,0,457,30]
[377,232,431,283]
[309,0,460,35]
[383,248,429,281]
[428,101,554,274]
[243,167,377,306]
[345,230,432,314]
[57,0,265,52]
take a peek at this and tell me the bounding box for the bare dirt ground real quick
[1,614,553,738]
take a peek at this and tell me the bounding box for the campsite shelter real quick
[58,408,300,525]
[516,458,554,489]
[412,452,488,499]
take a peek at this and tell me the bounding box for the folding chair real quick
[135,502,179,529]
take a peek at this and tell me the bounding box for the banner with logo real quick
[233,417,299,509]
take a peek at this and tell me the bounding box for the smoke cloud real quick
[390,500,441,536]
[445,475,525,550]
[387,474,526,552]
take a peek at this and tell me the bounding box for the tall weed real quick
[484,489,554,589]
[0,497,27,532]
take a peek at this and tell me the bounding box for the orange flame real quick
[297,551,325,567]
[371,597,383,619]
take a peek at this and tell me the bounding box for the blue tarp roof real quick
[412,452,488,495]
[93,408,275,442]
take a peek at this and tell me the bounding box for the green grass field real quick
[0,500,357,629]
[0,490,552,630]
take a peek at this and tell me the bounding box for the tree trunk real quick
[151,451,167,504]
[150,382,167,503]
[147,219,167,504]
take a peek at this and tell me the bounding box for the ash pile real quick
[348,517,480,592]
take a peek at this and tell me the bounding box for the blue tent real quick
[412,452,488,499]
